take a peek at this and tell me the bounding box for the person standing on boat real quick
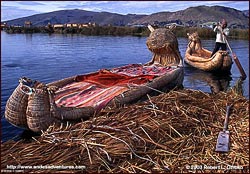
[210,19,229,57]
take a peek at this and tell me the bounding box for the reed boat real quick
[5,64,183,132]
[185,32,232,73]
[4,25,184,132]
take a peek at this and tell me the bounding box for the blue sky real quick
[1,1,249,21]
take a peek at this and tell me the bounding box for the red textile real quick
[55,64,172,109]
[55,82,128,110]
[75,69,155,87]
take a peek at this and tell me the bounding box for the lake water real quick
[1,31,249,142]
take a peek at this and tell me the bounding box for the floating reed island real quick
[1,88,249,173]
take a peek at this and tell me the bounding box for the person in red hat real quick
[210,19,229,57]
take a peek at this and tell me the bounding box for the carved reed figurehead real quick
[146,25,182,66]
[187,32,200,42]
[187,32,202,52]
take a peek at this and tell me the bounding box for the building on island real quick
[24,21,32,28]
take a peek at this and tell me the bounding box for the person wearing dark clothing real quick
[211,19,229,57]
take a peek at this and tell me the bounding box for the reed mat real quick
[1,89,249,173]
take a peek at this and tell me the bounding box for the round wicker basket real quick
[26,84,61,132]
[5,83,29,129]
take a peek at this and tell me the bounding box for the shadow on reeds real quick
[14,130,40,142]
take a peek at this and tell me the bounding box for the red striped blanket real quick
[55,82,128,110]
[54,64,172,110]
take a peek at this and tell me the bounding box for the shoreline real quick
[2,26,249,40]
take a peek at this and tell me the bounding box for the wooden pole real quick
[147,25,155,32]
[220,28,247,80]
[224,38,247,80]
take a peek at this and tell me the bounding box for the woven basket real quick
[26,82,95,132]
[26,84,61,132]
[5,83,29,129]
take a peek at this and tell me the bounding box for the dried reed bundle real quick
[1,89,249,173]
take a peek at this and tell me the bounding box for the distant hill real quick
[3,9,146,27]
[131,6,249,29]
[243,10,249,17]
[3,6,249,29]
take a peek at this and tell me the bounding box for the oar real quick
[220,28,247,80]
[215,105,231,152]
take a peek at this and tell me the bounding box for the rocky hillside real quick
[3,6,249,28]
[4,9,146,27]
[131,6,249,28]
[243,10,249,17]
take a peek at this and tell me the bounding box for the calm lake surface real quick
[1,31,249,142]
